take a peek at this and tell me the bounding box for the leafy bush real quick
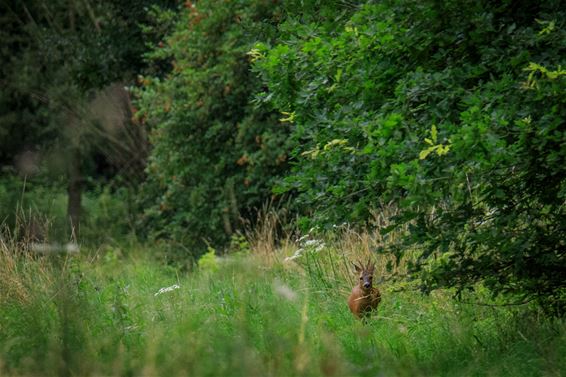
[197,248,219,273]
[253,0,566,312]
[135,0,292,255]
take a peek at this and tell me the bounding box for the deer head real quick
[354,259,375,291]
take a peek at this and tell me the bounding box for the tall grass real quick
[0,221,565,376]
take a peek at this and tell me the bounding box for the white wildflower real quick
[285,238,326,262]
[304,239,325,251]
[303,239,319,247]
[154,284,180,296]
[284,248,304,261]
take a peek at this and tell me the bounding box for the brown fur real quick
[348,260,381,318]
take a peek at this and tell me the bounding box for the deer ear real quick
[353,262,362,272]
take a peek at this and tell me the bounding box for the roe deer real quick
[348,260,381,318]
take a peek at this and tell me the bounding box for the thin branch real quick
[82,0,101,32]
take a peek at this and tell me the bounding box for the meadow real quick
[1,224,564,377]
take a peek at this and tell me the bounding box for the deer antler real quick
[366,258,375,272]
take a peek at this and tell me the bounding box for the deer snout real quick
[363,282,371,289]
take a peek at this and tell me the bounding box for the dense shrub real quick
[135,1,292,254]
[254,0,566,311]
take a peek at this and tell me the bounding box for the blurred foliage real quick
[0,0,174,163]
[0,0,177,236]
[253,0,566,312]
[0,175,135,244]
[134,0,292,253]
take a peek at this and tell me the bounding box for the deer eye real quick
[359,277,363,280]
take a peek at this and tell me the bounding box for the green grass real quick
[0,243,565,377]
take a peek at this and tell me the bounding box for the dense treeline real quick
[1,0,565,312]
[255,0,566,313]
[138,0,565,312]
[257,1,566,310]
[135,0,292,251]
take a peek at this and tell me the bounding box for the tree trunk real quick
[67,144,82,238]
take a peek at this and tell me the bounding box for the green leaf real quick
[431,125,438,143]
[419,146,435,160]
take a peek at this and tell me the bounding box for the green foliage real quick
[197,248,219,273]
[419,125,451,160]
[254,0,566,311]
[135,0,292,254]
